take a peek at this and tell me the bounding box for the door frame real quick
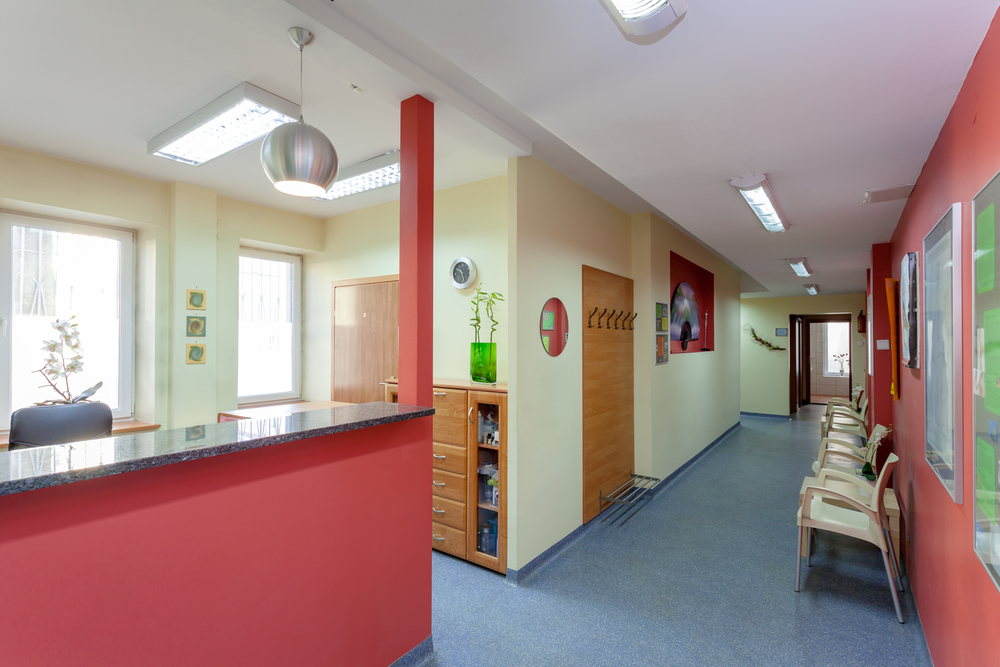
[331,274,399,402]
[790,313,853,408]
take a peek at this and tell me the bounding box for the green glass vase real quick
[470,342,497,384]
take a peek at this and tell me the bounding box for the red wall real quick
[0,419,432,667]
[888,8,1000,665]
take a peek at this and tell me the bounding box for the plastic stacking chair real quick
[796,453,904,623]
[822,394,869,441]
[812,424,889,477]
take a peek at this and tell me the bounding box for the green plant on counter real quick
[470,285,505,344]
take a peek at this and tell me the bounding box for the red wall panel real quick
[0,419,432,667]
[887,8,1000,665]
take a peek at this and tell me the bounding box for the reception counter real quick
[0,402,434,666]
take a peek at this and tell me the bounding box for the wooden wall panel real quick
[582,265,634,523]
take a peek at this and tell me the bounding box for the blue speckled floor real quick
[427,410,932,666]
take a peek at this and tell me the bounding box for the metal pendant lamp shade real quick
[261,27,338,197]
[261,120,338,197]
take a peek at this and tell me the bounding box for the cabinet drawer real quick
[431,495,466,531]
[432,469,466,502]
[432,442,467,474]
[431,522,466,558]
[432,389,468,446]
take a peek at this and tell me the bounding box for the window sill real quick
[0,420,159,450]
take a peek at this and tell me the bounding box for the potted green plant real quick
[470,285,504,384]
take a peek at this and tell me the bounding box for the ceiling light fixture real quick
[313,151,401,201]
[731,174,787,233]
[598,0,687,36]
[786,259,811,277]
[805,285,819,296]
[261,28,338,198]
[147,83,298,166]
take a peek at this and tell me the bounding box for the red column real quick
[399,95,434,407]
[870,243,893,436]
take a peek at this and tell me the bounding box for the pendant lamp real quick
[261,28,338,197]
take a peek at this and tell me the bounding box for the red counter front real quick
[0,418,432,667]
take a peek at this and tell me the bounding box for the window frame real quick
[822,321,850,377]
[236,246,302,406]
[0,211,136,429]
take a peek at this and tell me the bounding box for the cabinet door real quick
[466,390,507,573]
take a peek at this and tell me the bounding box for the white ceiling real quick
[4,0,999,296]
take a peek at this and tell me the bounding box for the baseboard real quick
[740,411,791,420]
[390,635,433,667]
[649,420,741,499]
[505,420,742,587]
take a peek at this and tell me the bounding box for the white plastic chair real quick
[812,424,888,477]
[796,453,904,623]
[822,394,869,441]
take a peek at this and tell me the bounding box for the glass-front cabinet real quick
[467,390,506,572]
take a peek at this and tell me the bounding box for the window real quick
[0,212,135,429]
[237,249,301,403]
[823,321,851,376]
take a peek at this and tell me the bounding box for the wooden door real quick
[582,265,634,523]
[332,278,398,403]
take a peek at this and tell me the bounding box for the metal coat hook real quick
[597,308,607,329]
[619,312,630,330]
[607,310,617,330]
[588,307,598,328]
[614,311,624,329]
[628,313,637,330]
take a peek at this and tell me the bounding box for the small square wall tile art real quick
[186,316,206,337]
[186,343,206,364]
[186,289,206,310]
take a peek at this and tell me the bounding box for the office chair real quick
[8,402,113,450]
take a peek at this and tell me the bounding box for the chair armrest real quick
[817,467,875,491]
[828,411,864,426]
[801,485,877,522]
[819,438,865,457]
[818,449,864,470]
[827,397,853,406]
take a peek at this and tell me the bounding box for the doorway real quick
[331,275,399,403]
[788,314,852,413]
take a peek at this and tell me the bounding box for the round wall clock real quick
[450,257,477,289]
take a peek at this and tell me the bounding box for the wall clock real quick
[450,257,477,289]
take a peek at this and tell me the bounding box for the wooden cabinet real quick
[385,379,507,574]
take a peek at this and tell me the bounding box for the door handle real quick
[468,407,474,424]
[434,391,447,397]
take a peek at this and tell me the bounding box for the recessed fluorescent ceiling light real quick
[787,259,811,277]
[598,0,687,36]
[314,151,401,201]
[148,83,298,166]
[805,285,819,295]
[731,174,786,233]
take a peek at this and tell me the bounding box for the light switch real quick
[876,339,890,350]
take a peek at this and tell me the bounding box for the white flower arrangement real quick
[34,316,102,405]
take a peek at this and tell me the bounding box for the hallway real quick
[427,416,931,666]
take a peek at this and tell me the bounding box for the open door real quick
[789,316,804,413]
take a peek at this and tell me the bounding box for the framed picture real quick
[655,333,668,365]
[186,316,206,337]
[775,328,788,337]
[900,252,919,368]
[541,310,555,331]
[974,168,1000,592]
[186,289,206,310]
[186,343,206,365]
[923,203,962,503]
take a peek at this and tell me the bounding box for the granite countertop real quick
[0,402,433,497]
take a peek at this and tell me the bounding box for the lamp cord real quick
[299,45,304,122]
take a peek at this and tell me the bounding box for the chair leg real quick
[885,528,903,592]
[882,549,905,624]
[795,526,803,592]
[806,527,813,567]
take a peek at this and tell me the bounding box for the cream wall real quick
[740,294,867,416]
[633,213,741,480]
[301,176,508,401]
[0,144,325,429]
[508,156,634,569]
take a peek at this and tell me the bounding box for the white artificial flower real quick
[41,340,60,352]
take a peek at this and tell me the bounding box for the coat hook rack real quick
[607,310,617,330]
[588,307,598,328]
[597,308,607,329]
